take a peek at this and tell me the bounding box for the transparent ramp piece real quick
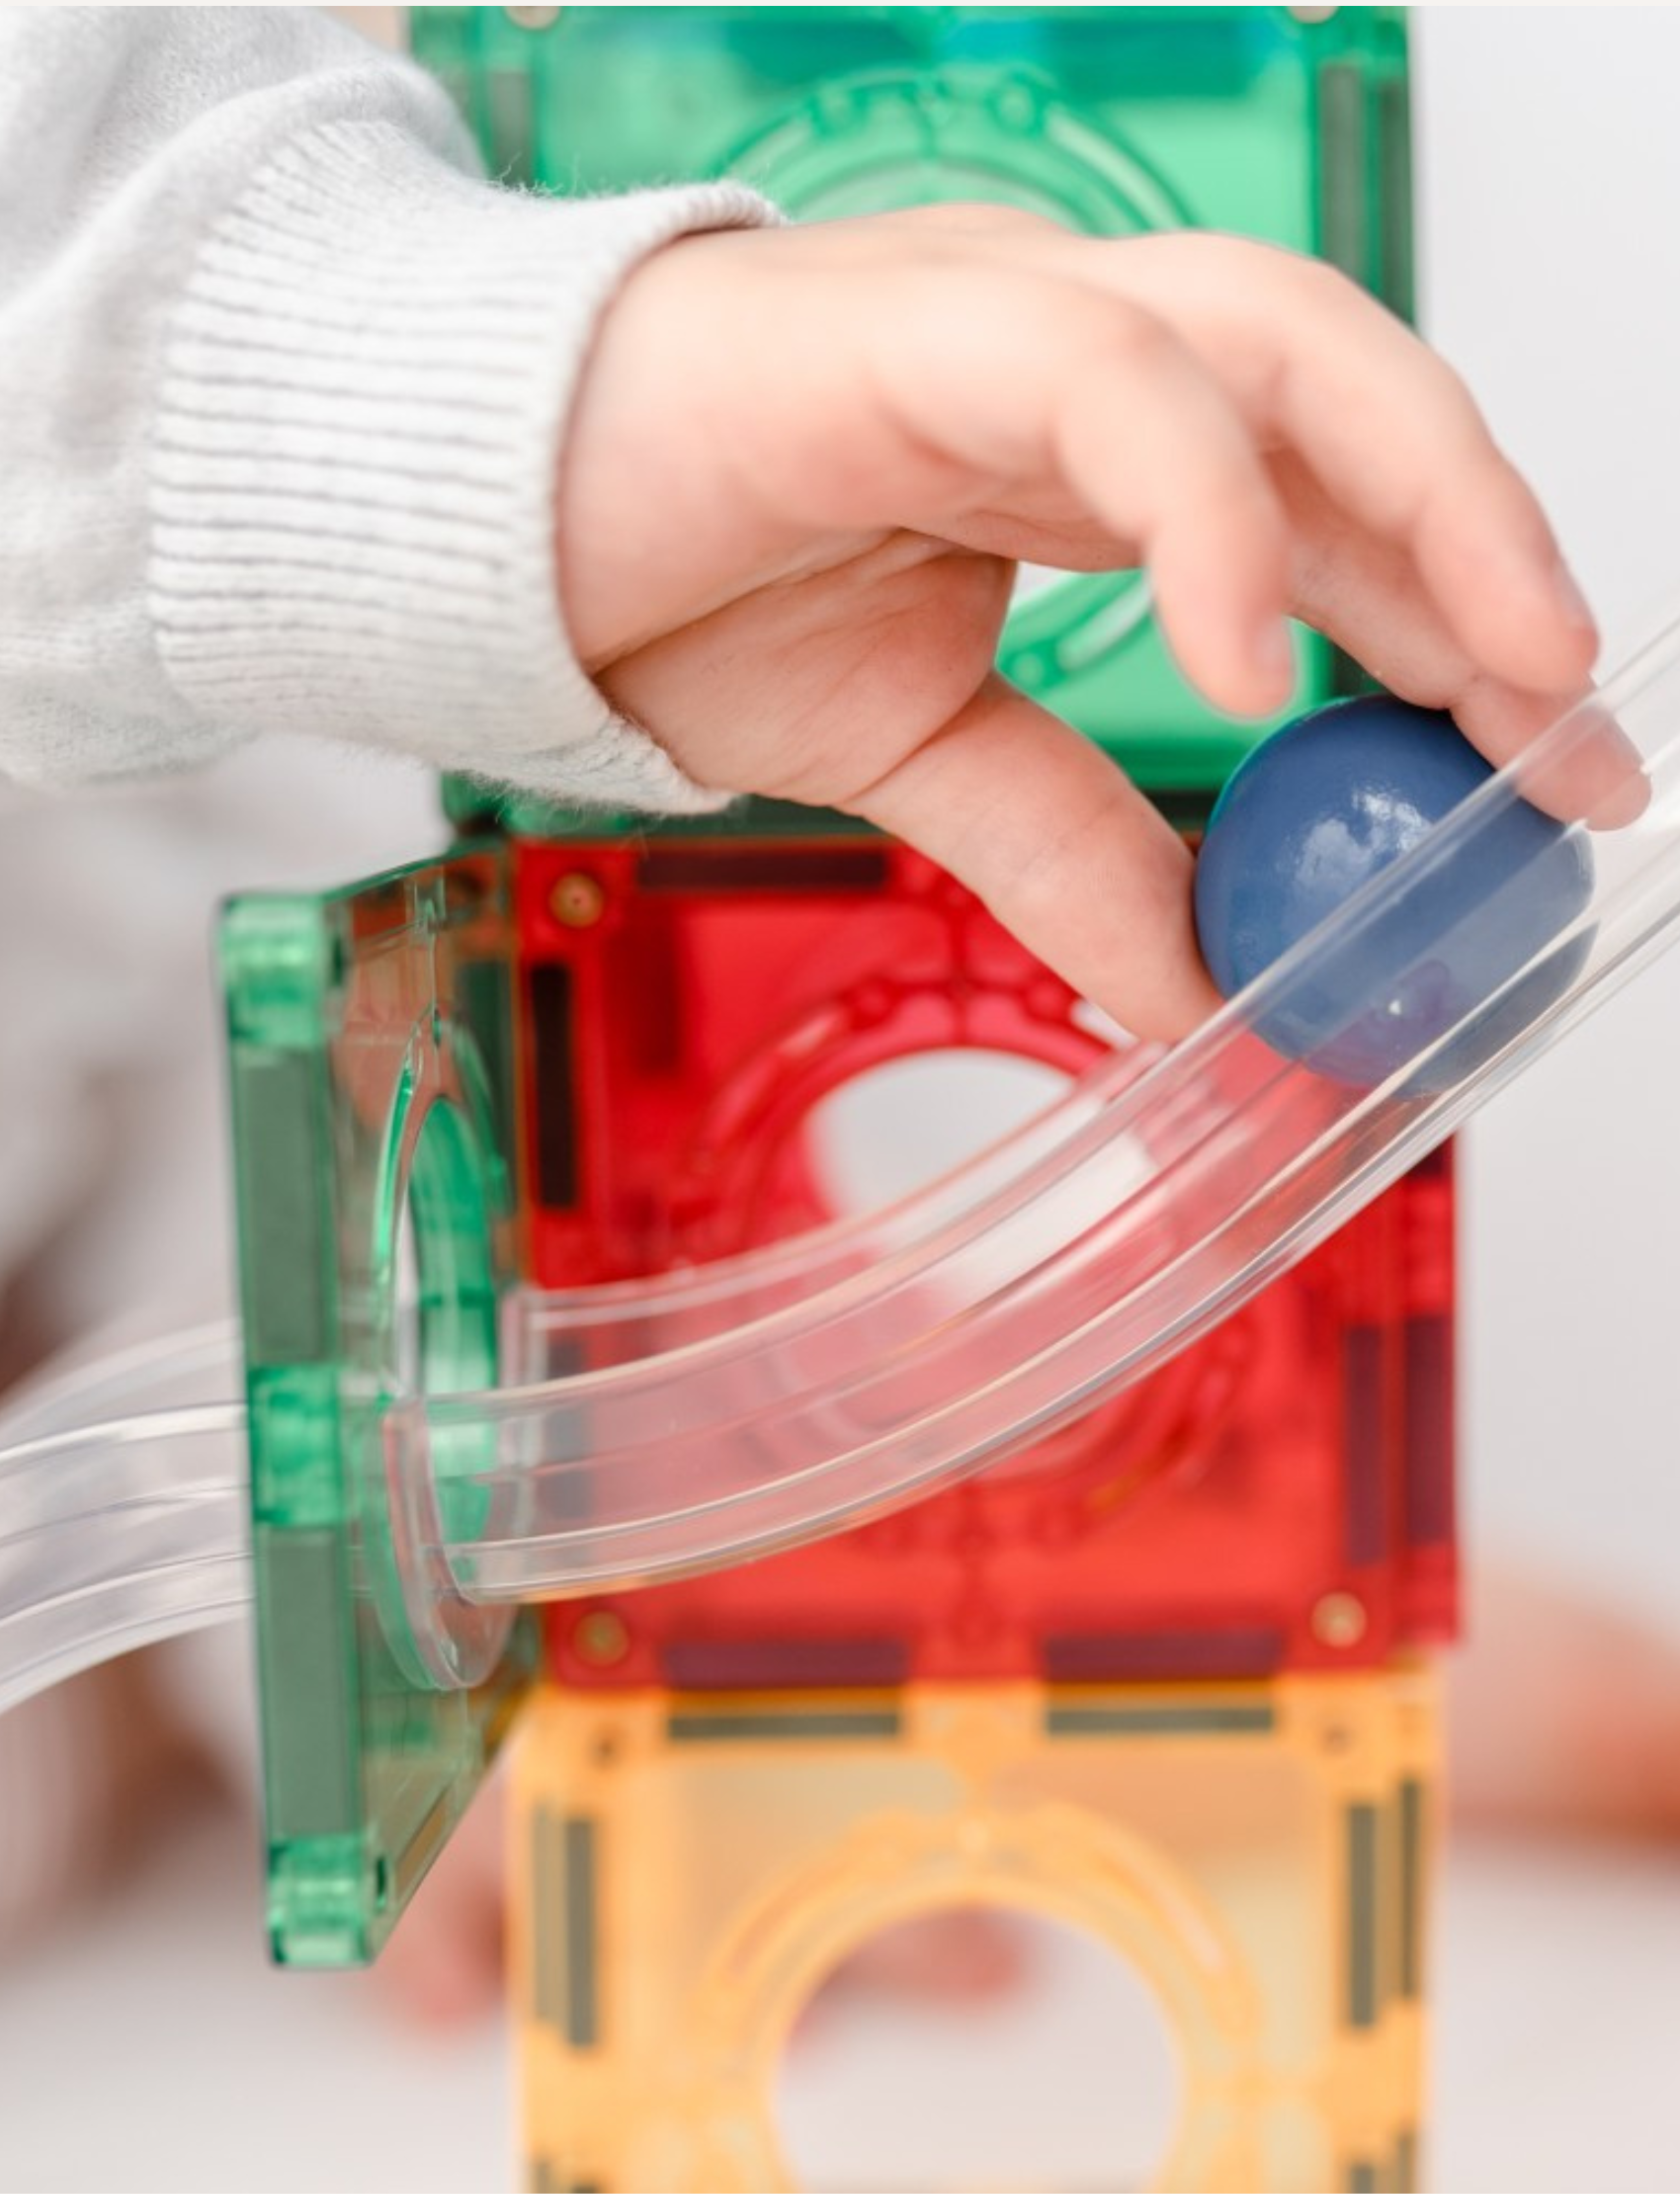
[388,642,1669,1627]
[0,1323,248,1716]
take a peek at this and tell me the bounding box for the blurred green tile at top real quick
[412,6,1411,834]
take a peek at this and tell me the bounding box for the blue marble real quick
[1193,696,1594,1090]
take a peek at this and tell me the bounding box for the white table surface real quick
[2,1804,1677,2194]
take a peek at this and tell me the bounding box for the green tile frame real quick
[222,848,536,1964]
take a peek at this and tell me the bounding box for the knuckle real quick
[1284,248,1365,307]
[1092,295,1176,374]
[891,199,1057,244]
[1235,238,1364,311]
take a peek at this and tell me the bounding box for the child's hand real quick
[559,211,1601,1038]
[1452,1566,1680,1841]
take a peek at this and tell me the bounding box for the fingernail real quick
[1536,696,1649,830]
[1551,557,1598,640]
[1589,763,1651,830]
[1582,711,1651,828]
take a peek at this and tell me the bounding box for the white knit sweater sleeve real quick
[0,9,775,809]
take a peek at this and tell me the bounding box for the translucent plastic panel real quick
[220,850,538,1964]
[378,652,1661,1649]
[514,1669,1436,2191]
[510,834,1456,1694]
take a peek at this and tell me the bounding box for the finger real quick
[1050,304,1296,718]
[1452,1565,1680,1841]
[850,672,1221,1041]
[826,1908,1031,2005]
[374,1776,507,2029]
[877,271,1296,719]
[1080,235,1599,699]
[1285,462,1646,826]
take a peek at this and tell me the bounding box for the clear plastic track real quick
[6,628,1680,1707]
[0,1326,249,1713]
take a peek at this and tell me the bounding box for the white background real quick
[1423,9,1680,1626]
[6,9,1680,2191]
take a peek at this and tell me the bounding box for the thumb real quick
[850,675,1220,1042]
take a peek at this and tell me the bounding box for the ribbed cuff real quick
[148,121,777,811]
